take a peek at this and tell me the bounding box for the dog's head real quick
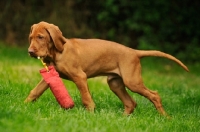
[28,21,66,59]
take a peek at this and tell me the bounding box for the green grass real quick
[0,44,200,132]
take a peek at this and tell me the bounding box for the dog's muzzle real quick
[28,49,37,58]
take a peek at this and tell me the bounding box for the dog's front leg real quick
[72,73,95,112]
[24,79,49,102]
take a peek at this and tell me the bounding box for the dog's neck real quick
[44,46,61,66]
[43,56,53,65]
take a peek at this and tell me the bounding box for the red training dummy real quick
[40,66,74,109]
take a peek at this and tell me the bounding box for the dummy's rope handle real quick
[38,57,49,72]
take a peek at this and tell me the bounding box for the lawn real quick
[0,44,199,132]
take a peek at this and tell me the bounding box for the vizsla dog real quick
[25,21,189,116]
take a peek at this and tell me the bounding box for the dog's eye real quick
[38,36,44,39]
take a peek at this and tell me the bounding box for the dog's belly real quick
[85,68,120,78]
[58,62,120,80]
[80,59,121,78]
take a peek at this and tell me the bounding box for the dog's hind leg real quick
[121,62,167,116]
[107,75,137,115]
[126,82,167,116]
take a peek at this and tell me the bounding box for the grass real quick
[0,44,200,132]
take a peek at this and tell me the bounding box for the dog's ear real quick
[46,24,66,52]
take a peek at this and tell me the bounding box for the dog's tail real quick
[136,50,189,72]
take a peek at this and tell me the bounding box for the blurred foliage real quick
[0,0,199,61]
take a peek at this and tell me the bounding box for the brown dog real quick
[25,21,189,116]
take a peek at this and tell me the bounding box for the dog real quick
[25,21,189,116]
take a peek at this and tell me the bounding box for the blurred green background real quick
[0,0,199,62]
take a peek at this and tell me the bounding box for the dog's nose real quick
[28,49,36,57]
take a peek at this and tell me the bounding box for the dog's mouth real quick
[28,52,47,59]
[37,56,45,60]
[29,53,37,58]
